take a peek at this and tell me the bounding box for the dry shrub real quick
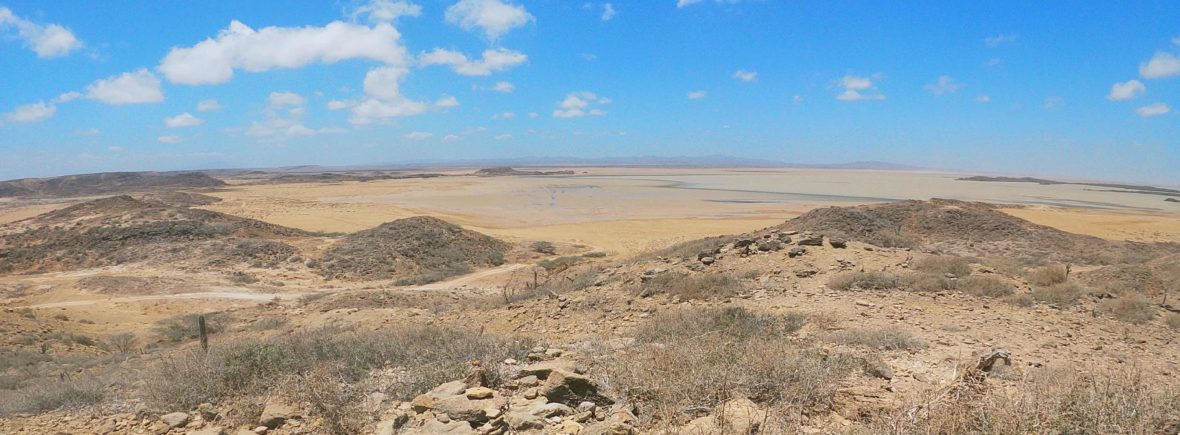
[914,256,972,277]
[828,326,927,351]
[633,306,807,343]
[105,333,137,354]
[958,275,1015,298]
[142,325,532,416]
[647,235,738,260]
[154,312,233,343]
[1004,293,1035,307]
[874,367,1180,434]
[903,273,956,292]
[1095,294,1156,324]
[1026,265,1069,287]
[639,272,743,300]
[501,268,599,305]
[0,378,105,415]
[828,271,901,291]
[1032,282,1085,306]
[1166,313,1180,330]
[602,307,856,427]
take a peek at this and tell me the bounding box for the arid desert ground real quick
[1,167,1179,434]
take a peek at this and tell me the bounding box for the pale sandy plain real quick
[199,167,1180,254]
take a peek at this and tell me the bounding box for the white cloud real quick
[602,3,616,21]
[76,128,100,136]
[404,131,433,140]
[924,75,965,95]
[157,135,182,144]
[197,99,223,111]
[442,134,461,142]
[445,0,533,40]
[53,91,82,104]
[348,0,422,23]
[677,0,738,7]
[158,20,408,85]
[0,6,83,58]
[327,100,354,110]
[687,90,707,100]
[164,113,204,128]
[1174,37,1180,46]
[244,91,343,139]
[349,65,428,125]
[553,91,609,118]
[107,145,125,153]
[3,101,56,123]
[1043,96,1064,109]
[732,70,757,82]
[419,48,527,76]
[434,95,460,108]
[975,95,991,103]
[528,112,538,118]
[984,33,1017,47]
[493,112,515,119]
[1139,52,1180,79]
[836,74,885,101]
[492,81,515,92]
[792,95,803,104]
[1106,80,1145,101]
[86,69,164,105]
[494,133,512,140]
[1136,103,1170,117]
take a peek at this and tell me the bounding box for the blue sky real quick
[1,1,1178,184]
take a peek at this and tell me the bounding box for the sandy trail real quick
[15,264,533,309]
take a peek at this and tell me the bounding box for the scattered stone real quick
[795,269,817,278]
[757,240,783,252]
[788,247,807,258]
[866,360,894,380]
[797,235,824,246]
[679,397,765,434]
[259,400,299,429]
[160,412,190,428]
[465,387,495,400]
[699,256,715,265]
[829,238,848,249]
[541,370,612,406]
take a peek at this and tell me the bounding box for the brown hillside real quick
[317,216,509,282]
[0,196,309,273]
[0,171,225,198]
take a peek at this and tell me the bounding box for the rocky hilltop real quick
[0,171,225,198]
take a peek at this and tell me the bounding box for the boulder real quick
[185,428,225,435]
[757,240,782,252]
[581,409,638,435]
[699,256,715,265]
[788,247,807,258]
[160,412,190,428]
[411,381,504,424]
[797,235,824,246]
[678,397,765,435]
[829,238,848,248]
[259,400,299,429]
[541,370,612,406]
[400,419,478,435]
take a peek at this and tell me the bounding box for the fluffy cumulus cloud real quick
[419,48,527,76]
[158,20,408,85]
[1139,52,1180,79]
[924,75,965,95]
[1107,80,1145,101]
[553,91,610,118]
[1136,103,1170,117]
[836,75,885,101]
[197,99,223,112]
[86,69,165,105]
[434,95,460,108]
[348,0,422,23]
[687,90,707,100]
[732,70,757,82]
[349,66,428,124]
[157,135,182,144]
[3,101,56,123]
[0,6,83,58]
[164,113,204,128]
[445,0,533,40]
[244,91,342,139]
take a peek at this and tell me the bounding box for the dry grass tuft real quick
[1026,264,1069,287]
[1095,294,1157,324]
[828,271,901,291]
[1032,282,1085,306]
[958,275,1015,298]
[1166,313,1180,330]
[874,367,1180,434]
[828,326,927,351]
[602,307,856,427]
[638,272,744,300]
[141,325,532,416]
[913,256,972,277]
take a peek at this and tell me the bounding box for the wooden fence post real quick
[198,315,209,354]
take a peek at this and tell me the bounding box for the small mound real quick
[0,171,226,198]
[317,216,509,281]
[0,196,308,273]
[782,199,1177,264]
[135,191,222,207]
